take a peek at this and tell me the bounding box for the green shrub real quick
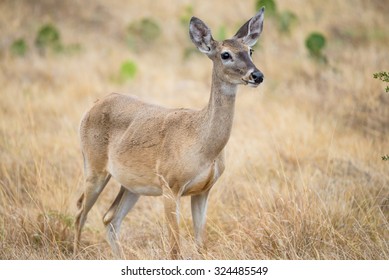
[35,23,62,51]
[11,38,28,56]
[305,32,327,62]
[373,71,389,93]
[180,5,193,27]
[127,18,161,50]
[255,1,298,34]
[119,60,138,81]
[255,0,277,16]
[278,10,297,34]
[34,23,82,55]
[375,72,389,160]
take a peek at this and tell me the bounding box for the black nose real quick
[251,71,264,84]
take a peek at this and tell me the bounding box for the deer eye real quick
[221,52,231,60]
[249,49,254,56]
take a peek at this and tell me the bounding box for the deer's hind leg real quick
[74,171,111,254]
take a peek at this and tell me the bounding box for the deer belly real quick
[108,161,162,196]
[182,163,220,196]
[122,184,162,196]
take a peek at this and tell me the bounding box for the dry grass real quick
[1,0,388,260]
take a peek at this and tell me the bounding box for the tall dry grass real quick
[0,0,388,259]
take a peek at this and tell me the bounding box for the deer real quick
[74,7,265,259]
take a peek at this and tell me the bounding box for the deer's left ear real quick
[233,7,265,47]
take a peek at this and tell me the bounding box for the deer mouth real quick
[242,79,260,87]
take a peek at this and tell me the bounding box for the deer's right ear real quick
[189,17,215,54]
[233,7,265,47]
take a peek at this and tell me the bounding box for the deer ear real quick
[189,17,215,54]
[233,7,265,47]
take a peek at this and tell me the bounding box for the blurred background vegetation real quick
[0,0,388,259]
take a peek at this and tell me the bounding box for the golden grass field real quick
[1,0,388,259]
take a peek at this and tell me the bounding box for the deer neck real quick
[200,67,237,158]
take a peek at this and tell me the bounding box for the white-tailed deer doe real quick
[74,8,265,259]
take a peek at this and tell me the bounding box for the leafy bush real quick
[180,5,193,27]
[35,24,62,52]
[119,60,138,82]
[373,71,389,93]
[373,72,389,160]
[127,18,161,51]
[255,0,277,17]
[35,23,82,55]
[305,32,327,62]
[255,0,297,34]
[278,11,298,34]
[11,38,28,56]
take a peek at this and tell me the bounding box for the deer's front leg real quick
[191,190,210,254]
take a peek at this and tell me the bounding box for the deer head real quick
[189,7,265,88]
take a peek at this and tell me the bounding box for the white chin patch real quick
[248,82,259,88]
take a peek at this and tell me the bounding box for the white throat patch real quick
[220,82,237,96]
